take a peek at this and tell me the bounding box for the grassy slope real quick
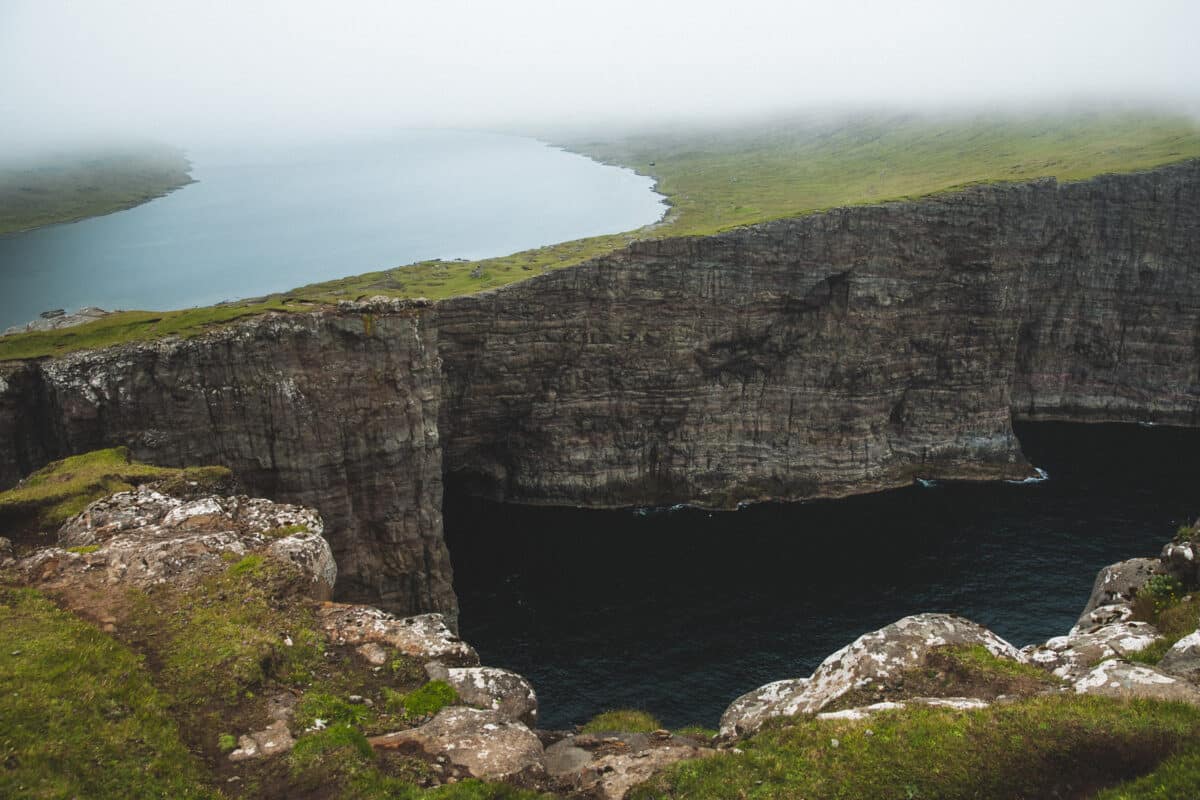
[1,111,1198,360]
[0,587,220,800]
[631,697,1200,800]
[0,144,193,235]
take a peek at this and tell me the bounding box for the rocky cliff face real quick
[1,162,1198,615]
[0,302,452,618]
[437,161,1200,507]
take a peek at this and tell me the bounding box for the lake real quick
[0,130,665,331]
[446,422,1200,729]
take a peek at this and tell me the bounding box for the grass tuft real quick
[581,709,663,734]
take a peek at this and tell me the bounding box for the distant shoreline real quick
[0,145,195,236]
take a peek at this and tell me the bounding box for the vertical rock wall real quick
[0,303,454,618]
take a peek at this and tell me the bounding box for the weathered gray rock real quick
[1073,660,1200,705]
[719,679,811,738]
[1162,541,1199,586]
[18,487,335,604]
[1076,558,1162,628]
[544,732,715,800]
[719,613,1021,736]
[426,662,538,726]
[815,696,991,722]
[317,603,478,666]
[228,719,295,761]
[1159,630,1200,681]
[3,306,112,336]
[1023,622,1162,682]
[369,707,543,780]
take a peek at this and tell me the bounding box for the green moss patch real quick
[630,696,1200,800]
[0,447,232,545]
[0,587,219,799]
[581,709,663,734]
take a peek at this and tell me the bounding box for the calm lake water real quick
[446,422,1200,729]
[0,130,665,330]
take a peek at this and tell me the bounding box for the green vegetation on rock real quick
[0,446,231,544]
[580,709,662,734]
[0,144,192,235]
[0,587,219,799]
[630,696,1200,800]
[2,111,1198,362]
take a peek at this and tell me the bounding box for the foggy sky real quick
[2,0,1199,151]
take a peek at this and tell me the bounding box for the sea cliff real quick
[2,161,1198,616]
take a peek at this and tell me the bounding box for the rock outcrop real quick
[3,163,1198,615]
[719,613,1023,736]
[16,486,336,619]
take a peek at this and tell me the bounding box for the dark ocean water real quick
[0,130,665,330]
[445,422,1200,729]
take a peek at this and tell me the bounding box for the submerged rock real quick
[719,613,1021,736]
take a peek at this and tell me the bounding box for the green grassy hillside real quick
[2,110,1197,361]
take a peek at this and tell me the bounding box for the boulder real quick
[719,613,1021,736]
[318,604,479,666]
[1159,630,1200,681]
[1023,622,1162,682]
[544,731,715,800]
[426,662,538,726]
[1162,541,1200,586]
[719,679,810,738]
[1073,660,1200,705]
[1075,558,1162,627]
[369,707,543,780]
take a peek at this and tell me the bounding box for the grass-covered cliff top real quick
[2,110,1198,361]
[0,143,192,236]
[0,447,232,547]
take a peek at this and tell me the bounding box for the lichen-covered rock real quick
[1159,630,1200,682]
[544,732,715,800]
[1075,558,1162,628]
[369,707,543,780]
[1073,661,1200,705]
[719,679,811,738]
[228,719,295,761]
[317,603,478,666]
[426,662,537,726]
[815,696,991,722]
[719,613,1021,736]
[17,487,335,606]
[1023,622,1162,682]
